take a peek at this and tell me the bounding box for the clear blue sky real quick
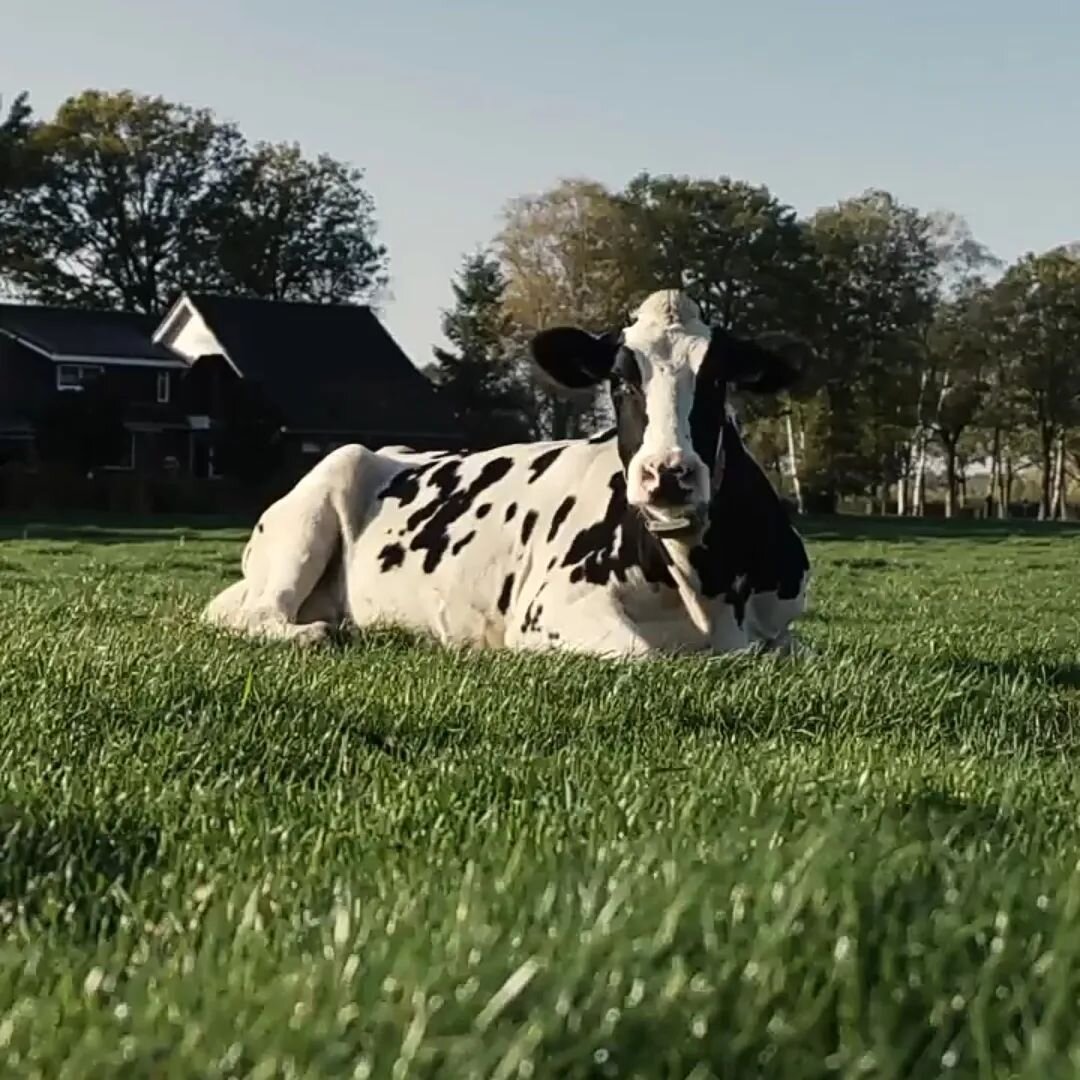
[3,0,1077,367]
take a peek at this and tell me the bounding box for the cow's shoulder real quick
[691,421,808,604]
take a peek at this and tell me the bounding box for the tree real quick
[4,91,244,311]
[0,92,45,292]
[496,178,636,438]
[925,285,993,517]
[988,248,1080,519]
[429,252,534,447]
[207,141,387,303]
[802,190,972,512]
[2,90,388,313]
[617,172,813,335]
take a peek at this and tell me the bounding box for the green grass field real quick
[2,515,1080,1078]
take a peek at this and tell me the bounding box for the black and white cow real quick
[202,290,811,658]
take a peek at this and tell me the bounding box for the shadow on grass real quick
[800,513,1080,544]
[0,804,161,937]
[0,526,247,546]
[0,512,253,545]
[936,653,1080,691]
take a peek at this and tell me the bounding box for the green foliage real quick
[799,191,944,503]
[0,91,45,286]
[496,179,634,438]
[429,252,535,447]
[984,248,1080,516]
[207,141,388,303]
[0,90,387,313]
[619,172,813,334]
[0,519,1080,1073]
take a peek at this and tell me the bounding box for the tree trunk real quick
[943,438,958,519]
[987,428,1001,518]
[912,429,928,517]
[1038,425,1055,520]
[1051,429,1067,520]
[999,453,1012,518]
[783,409,804,514]
[896,442,912,516]
[907,368,930,518]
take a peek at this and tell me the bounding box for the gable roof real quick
[0,303,182,366]
[158,293,460,439]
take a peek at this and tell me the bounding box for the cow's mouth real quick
[641,503,708,541]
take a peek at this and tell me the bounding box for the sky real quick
[2,0,1078,368]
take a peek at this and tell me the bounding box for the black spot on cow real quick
[497,573,514,614]
[403,459,462,532]
[504,502,518,522]
[256,522,265,533]
[520,510,539,545]
[378,543,405,572]
[476,503,492,519]
[521,604,544,634]
[528,447,564,483]
[561,472,674,588]
[547,631,561,643]
[520,584,547,634]
[547,557,556,571]
[547,496,576,542]
[451,530,477,556]
[406,457,514,573]
[689,422,810,604]
[378,463,435,509]
[587,426,617,444]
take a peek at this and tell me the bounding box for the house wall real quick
[159,305,228,368]
[0,337,54,422]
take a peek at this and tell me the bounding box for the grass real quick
[1,516,1080,1077]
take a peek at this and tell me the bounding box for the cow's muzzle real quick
[641,502,708,541]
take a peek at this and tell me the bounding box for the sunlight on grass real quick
[1,517,1079,1076]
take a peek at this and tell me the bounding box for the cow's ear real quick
[530,327,619,391]
[710,328,810,394]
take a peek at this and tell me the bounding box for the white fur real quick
[201,436,808,660]
[621,291,713,517]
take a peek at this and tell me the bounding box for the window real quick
[156,371,171,404]
[56,363,104,391]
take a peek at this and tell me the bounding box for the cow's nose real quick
[643,460,696,505]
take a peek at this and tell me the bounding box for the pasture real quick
[1,515,1080,1078]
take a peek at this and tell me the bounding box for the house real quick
[153,293,462,477]
[0,304,189,471]
[0,294,462,492]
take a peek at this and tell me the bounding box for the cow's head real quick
[530,289,807,539]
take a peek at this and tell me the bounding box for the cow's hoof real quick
[287,621,335,647]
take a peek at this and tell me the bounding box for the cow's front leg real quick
[744,583,809,658]
[509,593,662,660]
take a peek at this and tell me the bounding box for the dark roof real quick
[0,303,178,363]
[185,294,460,438]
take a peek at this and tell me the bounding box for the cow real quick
[201,289,811,659]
